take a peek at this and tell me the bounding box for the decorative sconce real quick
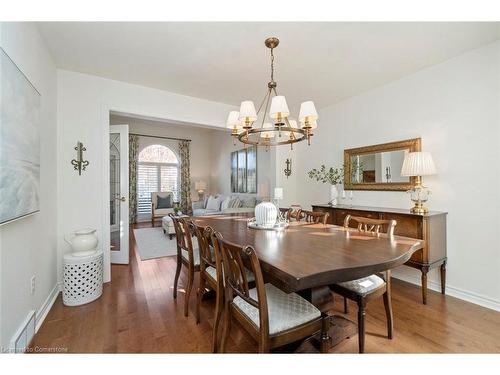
[71,141,89,175]
[284,158,292,178]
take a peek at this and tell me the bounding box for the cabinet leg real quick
[440,260,447,295]
[421,266,429,305]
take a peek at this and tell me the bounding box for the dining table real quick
[191,213,424,352]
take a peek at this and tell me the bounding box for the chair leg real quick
[344,297,349,314]
[196,274,206,324]
[212,287,224,353]
[357,299,366,354]
[220,303,231,353]
[173,257,182,299]
[383,290,394,339]
[184,267,194,317]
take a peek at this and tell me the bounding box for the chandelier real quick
[226,37,319,149]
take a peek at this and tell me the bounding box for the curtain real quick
[129,134,140,223]
[179,140,192,215]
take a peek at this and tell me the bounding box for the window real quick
[137,145,179,217]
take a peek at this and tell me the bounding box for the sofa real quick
[192,194,261,216]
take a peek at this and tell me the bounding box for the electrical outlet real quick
[30,275,35,295]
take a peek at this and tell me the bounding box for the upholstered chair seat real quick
[336,275,385,296]
[205,265,255,283]
[232,283,321,335]
[181,246,200,266]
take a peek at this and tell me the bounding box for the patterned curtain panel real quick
[179,140,193,215]
[129,134,140,224]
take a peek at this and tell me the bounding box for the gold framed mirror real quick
[344,138,421,191]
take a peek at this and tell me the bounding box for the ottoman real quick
[162,216,176,240]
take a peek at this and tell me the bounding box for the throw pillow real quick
[206,195,221,211]
[221,196,231,211]
[228,197,241,208]
[157,194,172,209]
[241,196,256,208]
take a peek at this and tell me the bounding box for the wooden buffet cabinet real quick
[312,204,447,304]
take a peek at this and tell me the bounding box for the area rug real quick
[133,227,177,260]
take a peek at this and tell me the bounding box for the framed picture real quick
[230,146,257,194]
[0,48,41,225]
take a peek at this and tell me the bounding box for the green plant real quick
[173,206,181,215]
[307,165,344,185]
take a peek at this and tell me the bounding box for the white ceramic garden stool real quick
[63,250,103,306]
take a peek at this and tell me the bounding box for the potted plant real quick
[307,165,344,206]
[173,206,181,216]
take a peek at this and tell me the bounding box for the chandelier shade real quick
[298,101,319,123]
[238,101,257,124]
[226,111,241,129]
[269,95,290,120]
[227,37,318,148]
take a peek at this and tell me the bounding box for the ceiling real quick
[39,22,500,110]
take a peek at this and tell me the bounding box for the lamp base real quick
[410,202,429,215]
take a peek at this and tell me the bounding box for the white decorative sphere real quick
[255,202,278,226]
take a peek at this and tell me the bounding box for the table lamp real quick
[195,180,207,201]
[401,151,436,214]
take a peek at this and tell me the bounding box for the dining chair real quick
[289,206,305,221]
[193,224,224,352]
[278,207,292,221]
[330,214,397,353]
[214,231,323,353]
[171,215,200,317]
[297,210,330,224]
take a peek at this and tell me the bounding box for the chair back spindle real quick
[343,214,396,236]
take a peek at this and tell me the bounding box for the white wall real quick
[110,114,216,202]
[0,23,58,348]
[290,41,500,310]
[57,70,237,283]
[209,131,272,200]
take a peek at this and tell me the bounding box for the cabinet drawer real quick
[382,213,422,239]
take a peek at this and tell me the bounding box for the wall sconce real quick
[71,141,89,175]
[284,158,292,178]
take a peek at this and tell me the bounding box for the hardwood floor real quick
[30,222,500,353]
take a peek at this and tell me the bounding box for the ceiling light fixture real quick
[226,37,319,149]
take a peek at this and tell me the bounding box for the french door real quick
[109,125,129,264]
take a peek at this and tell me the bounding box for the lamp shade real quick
[195,180,207,191]
[238,101,257,122]
[226,111,241,129]
[260,122,275,138]
[298,101,318,122]
[269,95,290,119]
[274,187,283,200]
[401,152,436,176]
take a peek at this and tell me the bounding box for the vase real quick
[64,228,98,256]
[329,185,339,206]
[255,202,278,226]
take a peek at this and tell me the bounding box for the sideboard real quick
[312,204,447,304]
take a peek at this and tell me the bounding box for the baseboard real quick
[35,282,61,333]
[393,274,500,312]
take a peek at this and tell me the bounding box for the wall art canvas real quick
[0,47,41,225]
[230,145,257,194]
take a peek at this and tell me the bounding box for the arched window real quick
[137,144,179,216]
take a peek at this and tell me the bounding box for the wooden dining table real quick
[191,213,424,352]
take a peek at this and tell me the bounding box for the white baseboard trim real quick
[35,282,62,333]
[393,274,500,312]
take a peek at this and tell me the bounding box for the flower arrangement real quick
[307,165,344,185]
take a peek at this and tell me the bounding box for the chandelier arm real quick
[255,88,272,118]
[260,89,272,129]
